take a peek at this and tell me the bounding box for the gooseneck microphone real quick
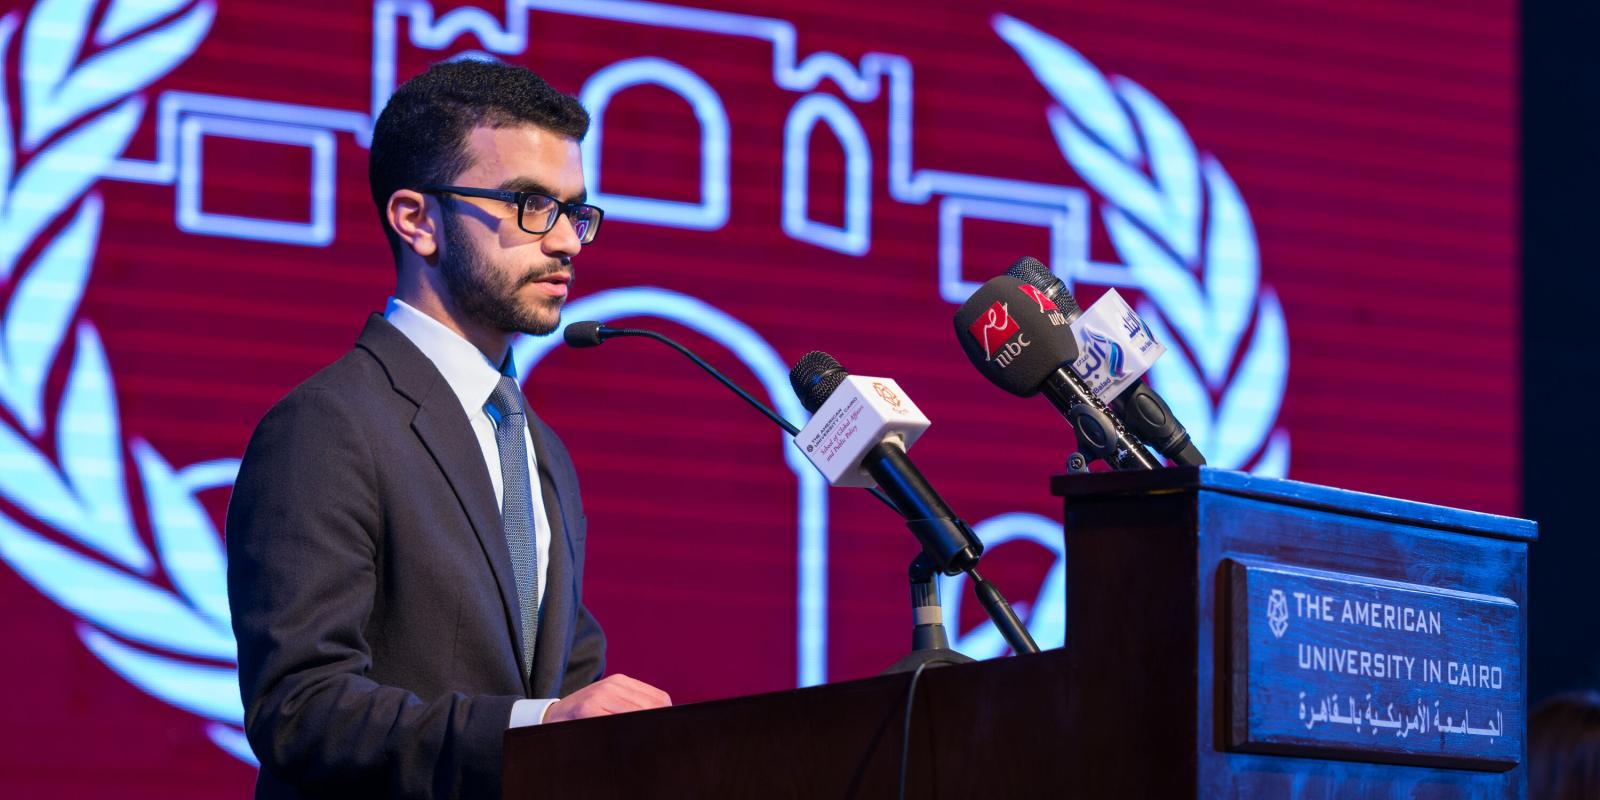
[565,322,917,521]
[788,351,1038,655]
[1005,257,1205,466]
[561,320,610,348]
[564,321,804,438]
[953,275,1159,471]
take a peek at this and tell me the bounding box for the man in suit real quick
[227,60,671,798]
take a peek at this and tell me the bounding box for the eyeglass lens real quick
[523,194,600,243]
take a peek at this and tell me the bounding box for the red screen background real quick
[0,0,1516,795]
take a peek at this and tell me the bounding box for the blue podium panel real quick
[1054,466,1534,799]
[1227,559,1520,770]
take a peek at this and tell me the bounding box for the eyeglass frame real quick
[416,184,604,243]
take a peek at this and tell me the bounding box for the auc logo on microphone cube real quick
[870,381,907,412]
[793,375,931,488]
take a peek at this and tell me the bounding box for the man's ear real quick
[387,189,439,258]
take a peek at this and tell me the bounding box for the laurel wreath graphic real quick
[0,0,248,763]
[940,16,1293,660]
[997,15,1290,474]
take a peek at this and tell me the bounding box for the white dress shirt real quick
[384,298,558,726]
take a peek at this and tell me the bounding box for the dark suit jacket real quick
[227,315,605,799]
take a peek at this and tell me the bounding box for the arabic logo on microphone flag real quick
[1082,328,1126,379]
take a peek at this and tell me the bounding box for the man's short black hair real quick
[368,59,590,261]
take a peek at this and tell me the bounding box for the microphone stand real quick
[579,325,1039,663]
[883,550,973,673]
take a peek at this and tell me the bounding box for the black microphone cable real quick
[898,660,929,800]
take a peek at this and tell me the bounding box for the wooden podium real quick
[504,468,1534,798]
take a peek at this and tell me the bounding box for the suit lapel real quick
[525,413,577,698]
[357,315,530,694]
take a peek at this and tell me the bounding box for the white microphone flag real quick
[792,375,931,488]
[1068,289,1167,401]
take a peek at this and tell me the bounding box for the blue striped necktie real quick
[487,375,539,681]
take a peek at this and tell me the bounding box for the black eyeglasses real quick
[418,184,604,244]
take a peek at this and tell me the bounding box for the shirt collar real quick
[384,297,516,419]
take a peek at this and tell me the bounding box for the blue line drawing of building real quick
[94,0,1144,685]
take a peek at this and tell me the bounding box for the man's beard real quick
[439,210,565,336]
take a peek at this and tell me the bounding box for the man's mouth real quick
[524,270,571,286]
[525,271,572,298]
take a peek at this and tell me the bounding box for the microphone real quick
[788,352,932,489]
[789,351,1037,654]
[953,274,1159,471]
[1005,257,1204,466]
[562,320,611,348]
[789,351,981,574]
[562,321,915,520]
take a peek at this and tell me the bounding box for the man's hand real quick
[544,674,672,723]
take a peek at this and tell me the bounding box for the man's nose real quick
[541,213,583,259]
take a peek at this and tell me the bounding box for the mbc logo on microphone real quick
[1018,284,1070,327]
[968,301,1026,365]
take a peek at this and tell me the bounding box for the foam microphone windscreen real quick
[953,274,1081,397]
[563,320,605,348]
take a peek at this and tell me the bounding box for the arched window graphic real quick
[579,59,731,231]
[512,288,830,687]
[782,93,871,255]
